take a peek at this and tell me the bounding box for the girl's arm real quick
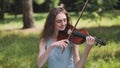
[75,36,95,68]
[37,39,69,68]
[72,44,80,66]
[37,39,54,68]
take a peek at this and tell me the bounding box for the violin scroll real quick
[95,37,106,47]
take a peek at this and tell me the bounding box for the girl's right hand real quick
[51,39,69,50]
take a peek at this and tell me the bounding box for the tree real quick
[22,0,34,29]
[0,0,5,20]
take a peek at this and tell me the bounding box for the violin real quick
[58,24,106,47]
[58,0,106,54]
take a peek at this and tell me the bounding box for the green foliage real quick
[62,0,119,12]
[88,0,119,11]
[33,0,44,4]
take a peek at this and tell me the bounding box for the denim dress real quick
[46,39,74,68]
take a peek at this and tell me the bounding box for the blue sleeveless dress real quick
[46,39,74,68]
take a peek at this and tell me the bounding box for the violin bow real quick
[68,0,90,40]
[62,0,90,53]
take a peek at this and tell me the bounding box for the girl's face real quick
[55,12,67,32]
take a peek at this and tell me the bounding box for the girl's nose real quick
[61,19,67,25]
[62,21,66,25]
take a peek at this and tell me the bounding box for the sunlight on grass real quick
[0,10,120,31]
[71,14,120,28]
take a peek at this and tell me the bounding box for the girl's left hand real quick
[86,36,95,48]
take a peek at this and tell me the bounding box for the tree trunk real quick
[0,0,5,20]
[22,0,34,29]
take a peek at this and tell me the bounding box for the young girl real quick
[37,7,95,68]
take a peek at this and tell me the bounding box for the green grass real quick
[0,10,120,68]
[0,32,39,68]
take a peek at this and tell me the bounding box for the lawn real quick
[0,10,120,68]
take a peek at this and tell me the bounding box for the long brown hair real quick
[40,7,71,41]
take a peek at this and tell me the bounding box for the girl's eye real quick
[56,18,67,23]
[63,19,67,22]
[56,20,62,23]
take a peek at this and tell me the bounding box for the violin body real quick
[58,24,106,46]
[58,24,89,44]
